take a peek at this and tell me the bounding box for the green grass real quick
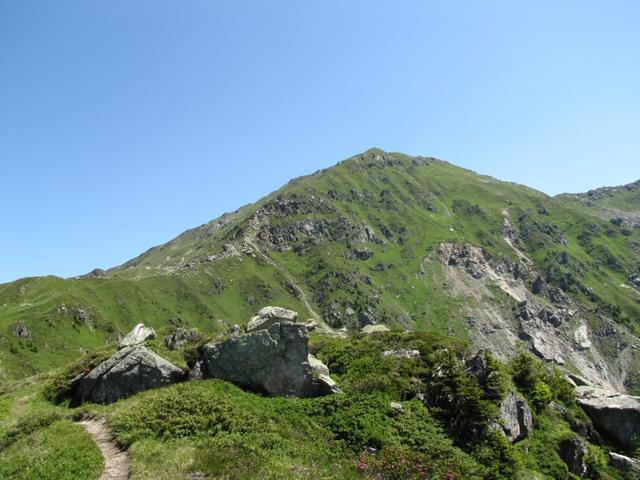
[0,329,633,479]
[0,419,103,480]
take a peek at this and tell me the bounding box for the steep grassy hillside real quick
[1,149,639,391]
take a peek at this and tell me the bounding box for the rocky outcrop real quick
[498,391,533,443]
[557,435,587,477]
[246,306,299,332]
[576,386,640,449]
[9,322,32,339]
[164,327,202,350]
[72,346,184,405]
[119,323,156,348]
[200,321,340,397]
[609,453,640,476]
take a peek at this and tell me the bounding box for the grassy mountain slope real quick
[1,149,639,390]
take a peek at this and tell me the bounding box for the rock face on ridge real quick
[201,316,340,397]
[576,386,640,449]
[72,346,185,405]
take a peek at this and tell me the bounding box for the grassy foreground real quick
[0,331,633,480]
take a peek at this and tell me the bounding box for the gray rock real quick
[557,435,587,477]
[361,324,390,334]
[164,327,202,350]
[315,374,342,395]
[576,386,640,449]
[228,324,241,337]
[307,354,330,376]
[9,322,32,339]
[609,452,640,476]
[390,401,404,414]
[201,322,339,397]
[188,360,205,381]
[119,323,156,348]
[346,248,374,261]
[73,346,184,405]
[382,349,421,360]
[246,306,299,332]
[499,391,533,443]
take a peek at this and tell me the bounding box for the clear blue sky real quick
[1,0,638,283]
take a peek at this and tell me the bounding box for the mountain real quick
[1,148,639,394]
[3,149,640,480]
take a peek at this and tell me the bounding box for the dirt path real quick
[78,418,130,480]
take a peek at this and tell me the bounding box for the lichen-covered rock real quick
[201,322,339,397]
[72,346,184,405]
[119,323,156,348]
[576,386,640,449]
[164,327,202,350]
[246,306,299,332]
[499,391,533,443]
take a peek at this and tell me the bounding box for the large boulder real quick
[246,306,299,332]
[119,323,156,348]
[72,346,184,405]
[201,322,340,397]
[576,386,640,449]
[498,391,533,443]
[609,453,640,476]
[164,327,202,350]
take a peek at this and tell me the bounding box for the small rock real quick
[573,324,592,350]
[9,322,32,339]
[164,327,202,350]
[361,324,390,335]
[246,306,299,332]
[119,323,156,348]
[188,361,205,381]
[345,248,374,261]
[382,349,420,360]
[303,320,318,332]
[228,324,241,337]
[307,354,330,376]
[389,401,404,413]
